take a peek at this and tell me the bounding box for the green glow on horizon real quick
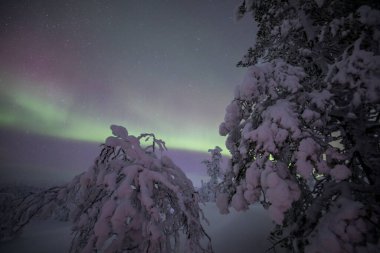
[0,81,228,155]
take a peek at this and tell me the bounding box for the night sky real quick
[0,0,256,185]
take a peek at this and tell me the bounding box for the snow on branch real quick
[219,1,380,252]
[0,125,213,253]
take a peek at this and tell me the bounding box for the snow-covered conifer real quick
[218,1,380,252]
[199,147,223,202]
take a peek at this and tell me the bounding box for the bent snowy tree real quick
[0,125,213,253]
[218,1,380,252]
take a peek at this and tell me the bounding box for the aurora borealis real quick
[0,0,256,186]
[0,0,255,154]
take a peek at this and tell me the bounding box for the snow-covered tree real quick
[0,125,213,253]
[218,1,380,252]
[199,147,223,202]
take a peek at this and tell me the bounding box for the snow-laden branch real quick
[0,125,213,253]
[219,1,380,252]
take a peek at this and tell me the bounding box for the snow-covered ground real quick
[0,203,282,253]
[201,203,280,253]
[0,220,72,253]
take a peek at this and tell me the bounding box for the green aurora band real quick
[0,78,228,154]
